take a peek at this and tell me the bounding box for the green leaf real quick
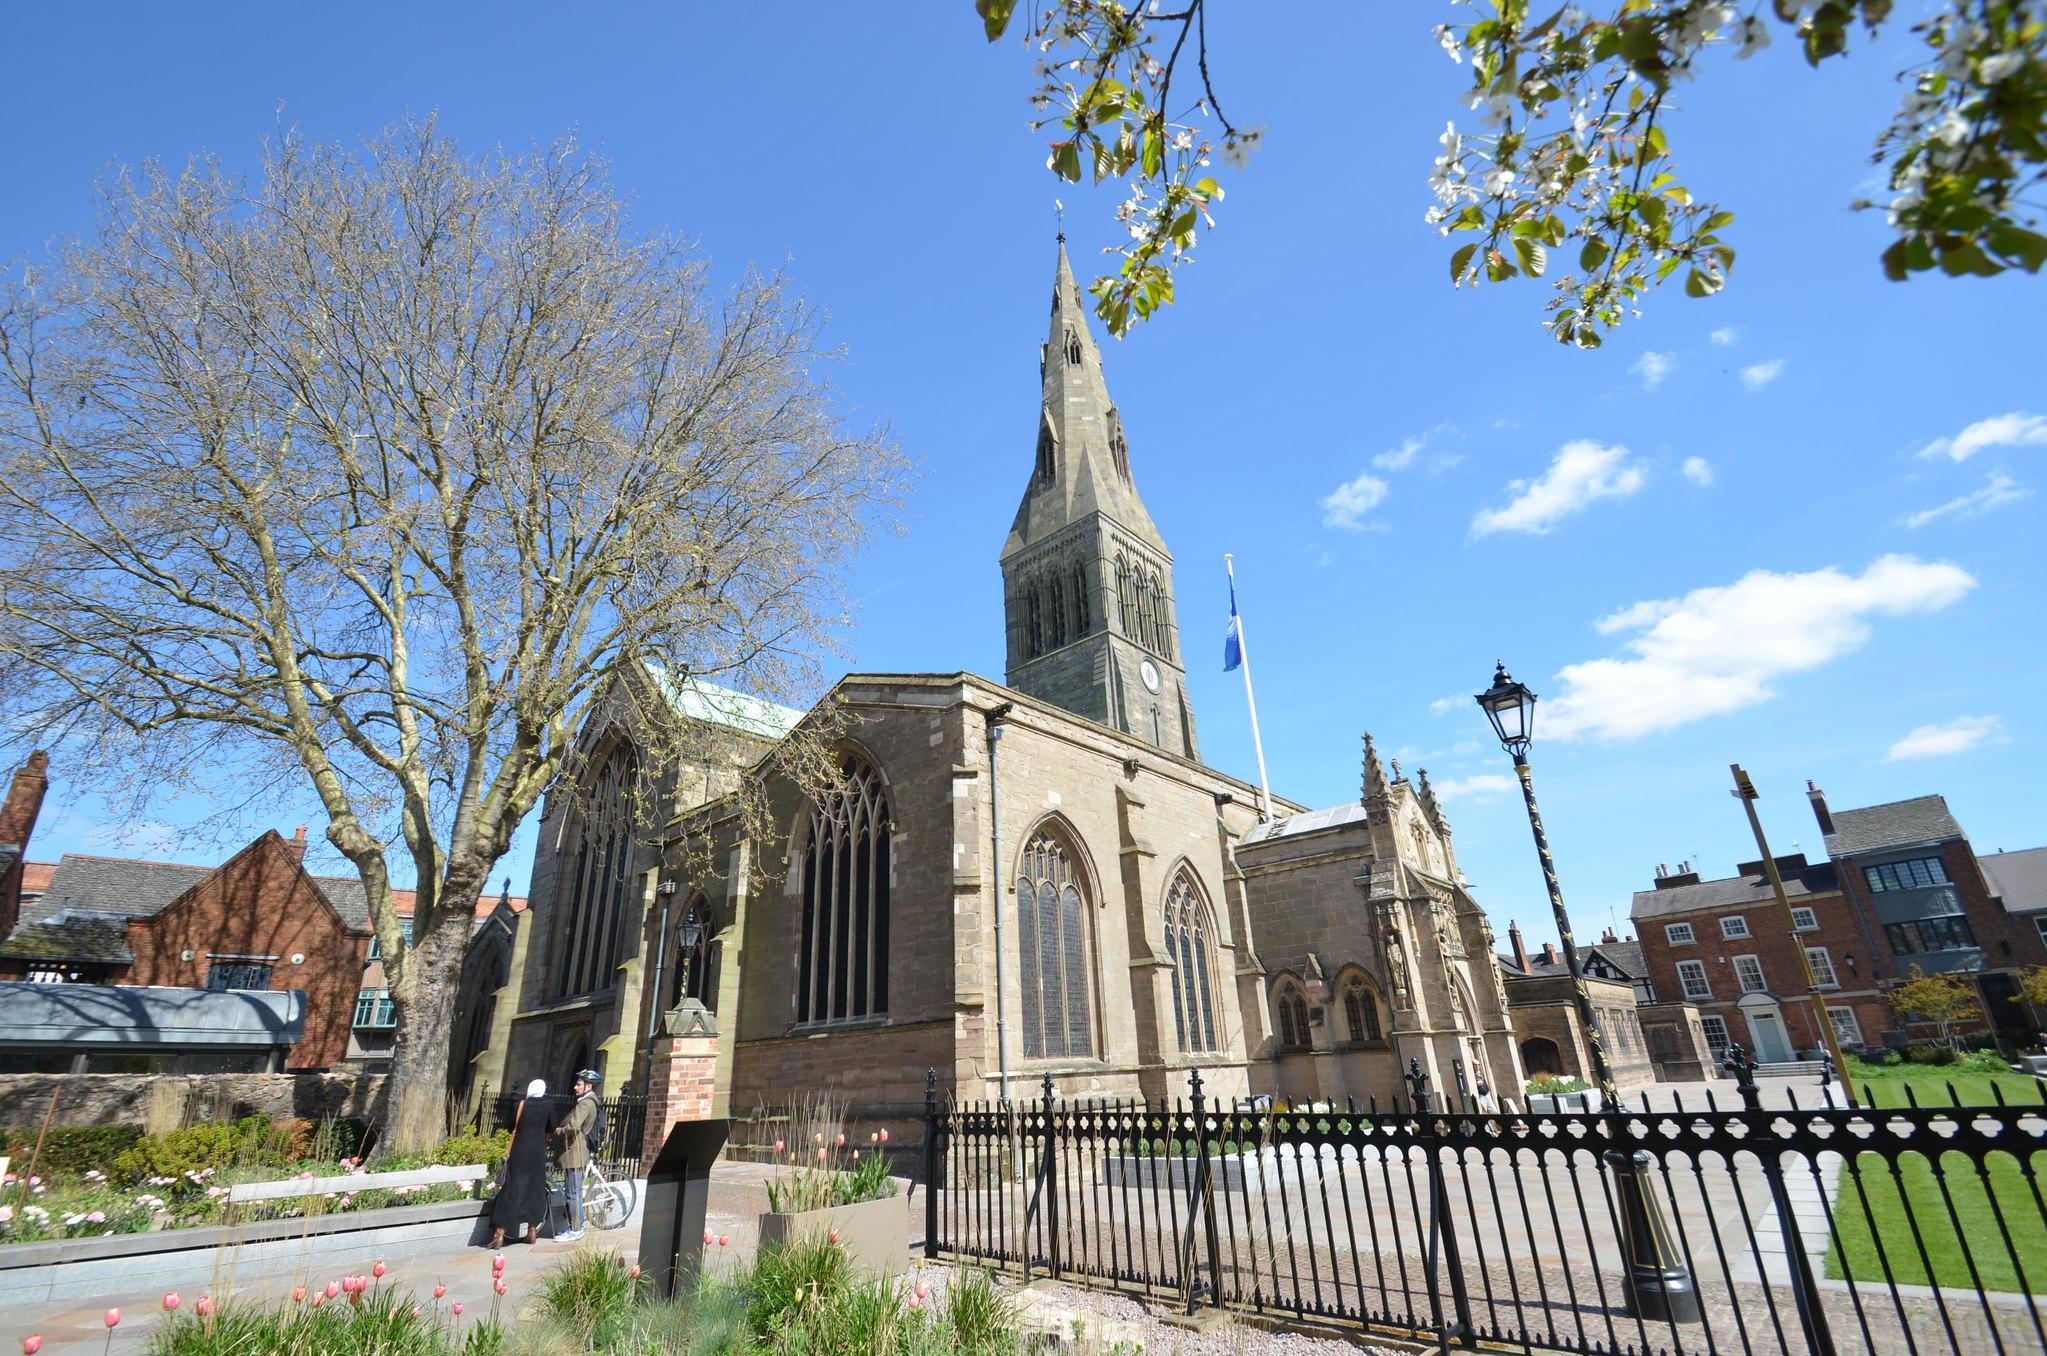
[1881,238,1911,282]
[1938,241,2002,277]
[1683,268,1719,297]
[975,0,1017,42]
[1580,237,1610,271]
[1988,223,2047,273]
[1141,129,1163,178]
[1451,241,1479,282]
[1636,195,1667,229]
[1514,237,1548,277]
[1052,141,1083,183]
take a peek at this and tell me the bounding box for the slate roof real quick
[1599,939,1646,976]
[1631,860,1840,921]
[0,909,135,964]
[1982,846,2047,915]
[1240,802,1369,845]
[1502,940,1645,980]
[1822,795,1964,858]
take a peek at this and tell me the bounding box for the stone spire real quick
[1001,239,1166,559]
[1360,733,1388,803]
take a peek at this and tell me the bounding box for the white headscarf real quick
[526,1078,547,1098]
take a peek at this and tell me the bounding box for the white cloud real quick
[1471,440,1646,536]
[1374,436,1425,472]
[1631,351,1675,390]
[1902,472,2031,528]
[1429,774,1516,805]
[1544,555,1977,740]
[84,818,183,857]
[1741,359,1785,391]
[1888,715,2006,761]
[1918,412,2047,462]
[1428,695,1465,717]
[1709,326,1740,347]
[1321,472,1390,530]
[1681,456,1714,486]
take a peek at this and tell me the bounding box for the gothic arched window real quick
[1017,827,1093,1059]
[1134,573,1155,652]
[1164,871,1219,1053]
[1072,565,1089,634]
[1341,975,1382,1044]
[1275,978,1310,1052]
[1025,588,1044,659]
[797,755,892,1024]
[1115,554,1136,640]
[555,745,639,1000]
[1065,326,1083,365]
[1035,422,1056,483]
[1048,576,1067,649]
[1147,569,1170,653]
[1107,408,1130,481]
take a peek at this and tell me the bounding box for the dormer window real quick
[1065,327,1082,365]
[1107,409,1130,481]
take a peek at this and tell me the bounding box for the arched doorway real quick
[1519,1036,1563,1076]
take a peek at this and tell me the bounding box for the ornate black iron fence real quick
[480,1088,648,1177]
[920,1061,2047,1355]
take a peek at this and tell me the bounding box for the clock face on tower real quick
[1140,659,1161,693]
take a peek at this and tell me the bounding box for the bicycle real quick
[546,1157,638,1233]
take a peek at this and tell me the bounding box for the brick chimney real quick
[1508,920,1529,970]
[1807,780,1834,836]
[1653,860,1701,889]
[1600,925,1619,944]
[0,751,50,939]
[1541,942,1559,967]
[285,825,309,863]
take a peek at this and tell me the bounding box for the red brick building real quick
[1631,786,2047,1064]
[0,754,522,1072]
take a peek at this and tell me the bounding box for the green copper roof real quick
[644,664,805,742]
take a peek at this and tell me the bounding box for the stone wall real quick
[0,1072,388,1127]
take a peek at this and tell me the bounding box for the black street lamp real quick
[677,913,706,1000]
[1476,661,1700,1325]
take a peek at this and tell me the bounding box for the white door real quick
[1746,1010,1792,1063]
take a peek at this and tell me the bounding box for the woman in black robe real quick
[488,1078,558,1247]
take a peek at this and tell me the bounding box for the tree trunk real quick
[381,900,479,1154]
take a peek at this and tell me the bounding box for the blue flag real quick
[1222,576,1242,672]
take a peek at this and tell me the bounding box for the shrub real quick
[0,1123,145,1177]
[431,1129,510,1173]
[1526,1075,1592,1096]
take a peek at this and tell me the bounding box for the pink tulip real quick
[452,1302,463,1317]
[773,1139,785,1153]
[908,1294,921,1309]
[411,1306,421,1319]
[311,1294,326,1310]
[703,1227,714,1245]
[815,1147,826,1162]
[880,1128,889,1143]
[717,1234,728,1248]
[493,1277,508,1296]
[162,1293,180,1311]
[829,1227,841,1243]
[292,1286,307,1304]
[835,1133,845,1147]
[433,1283,446,1299]
[915,1279,930,1299]
[325,1281,340,1299]
[104,1310,121,1329]
[629,1264,641,1280]
[869,1131,878,1144]
[373,1260,386,1279]
[491,1254,506,1276]
[22,1337,42,1355]
[195,1298,214,1320]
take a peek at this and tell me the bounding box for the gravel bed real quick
[912,1262,1410,1355]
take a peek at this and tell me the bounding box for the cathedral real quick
[471,243,1524,1116]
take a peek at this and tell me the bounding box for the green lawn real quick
[1846,1061,2047,1109]
[1826,1148,2047,1293]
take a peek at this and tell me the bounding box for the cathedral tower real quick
[1000,241,1197,758]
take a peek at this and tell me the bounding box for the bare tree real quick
[0,117,908,1146]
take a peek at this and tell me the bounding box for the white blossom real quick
[1979,50,2024,82]
[1435,24,1463,63]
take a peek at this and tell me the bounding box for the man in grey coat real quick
[554,1068,601,1241]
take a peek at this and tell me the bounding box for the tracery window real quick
[1275,978,1310,1051]
[1163,871,1219,1053]
[1116,554,1136,640]
[1065,326,1083,365]
[1025,589,1044,659]
[1072,565,1089,634]
[1341,975,1382,1044]
[1048,576,1067,648]
[1036,422,1056,483]
[797,755,892,1023]
[1017,827,1092,1059]
[555,746,640,1000]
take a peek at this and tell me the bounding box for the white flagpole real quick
[1225,554,1274,822]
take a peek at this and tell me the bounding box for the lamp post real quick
[1476,662,1700,1324]
[676,913,706,1002]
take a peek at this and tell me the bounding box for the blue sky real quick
[3,4,2041,945]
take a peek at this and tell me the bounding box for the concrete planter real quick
[0,1197,489,1306]
[1100,1152,1252,1192]
[1527,1091,1599,1114]
[757,1193,907,1278]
